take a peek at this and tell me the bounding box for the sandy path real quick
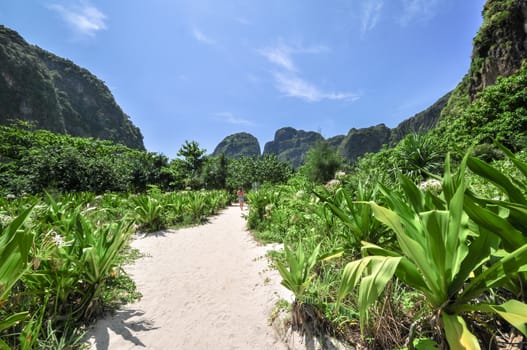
[87,205,291,350]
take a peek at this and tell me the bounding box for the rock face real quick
[468,0,527,99]
[0,25,144,149]
[218,98,453,167]
[390,92,451,144]
[218,1,527,168]
[326,135,346,150]
[216,93,452,167]
[338,124,392,162]
[212,132,261,158]
[263,127,324,168]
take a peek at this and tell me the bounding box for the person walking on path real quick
[237,187,245,210]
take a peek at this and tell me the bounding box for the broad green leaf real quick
[0,311,28,332]
[0,338,11,350]
[460,243,527,302]
[0,208,33,301]
[361,241,426,291]
[399,173,424,213]
[464,195,526,251]
[449,226,496,297]
[495,141,527,178]
[365,201,439,296]
[489,300,527,336]
[357,256,401,331]
[442,313,480,350]
[467,155,526,205]
[319,247,345,261]
[338,257,373,304]
[419,210,449,301]
[445,173,469,280]
[363,201,404,239]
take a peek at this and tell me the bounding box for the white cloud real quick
[258,43,329,72]
[48,1,106,37]
[360,0,384,35]
[214,112,254,126]
[258,46,297,72]
[274,73,359,103]
[192,28,215,45]
[399,0,439,26]
[259,42,353,103]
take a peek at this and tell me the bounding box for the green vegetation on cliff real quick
[212,132,261,158]
[0,25,144,149]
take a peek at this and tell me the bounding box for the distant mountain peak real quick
[212,132,260,158]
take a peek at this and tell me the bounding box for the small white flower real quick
[418,179,442,193]
[325,179,341,189]
[52,232,66,248]
[335,171,346,180]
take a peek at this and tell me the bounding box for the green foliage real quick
[301,140,344,184]
[0,208,33,350]
[212,132,261,158]
[434,64,527,153]
[177,140,206,180]
[316,182,389,251]
[201,154,228,189]
[391,133,445,181]
[226,155,292,192]
[0,25,144,149]
[248,140,527,348]
[0,124,169,195]
[337,152,527,348]
[133,194,164,232]
[0,188,229,349]
[276,243,320,298]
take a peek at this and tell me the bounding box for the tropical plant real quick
[0,208,34,350]
[337,153,527,348]
[133,194,164,232]
[316,182,389,251]
[301,140,343,184]
[392,133,444,181]
[276,243,321,299]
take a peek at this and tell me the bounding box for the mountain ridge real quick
[0,25,144,149]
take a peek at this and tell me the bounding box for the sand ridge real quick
[87,205,291,350]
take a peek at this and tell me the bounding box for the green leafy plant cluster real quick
[0,188,230,349]
[249,142,527,348]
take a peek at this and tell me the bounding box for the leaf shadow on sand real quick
[89,309,159,350]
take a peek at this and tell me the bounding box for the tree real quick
[301,140,343,183]
[202,154,228,189]
[177,140,207,189]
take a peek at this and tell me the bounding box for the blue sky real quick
[1,0,486,158]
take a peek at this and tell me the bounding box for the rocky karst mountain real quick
[212,132,261,158]
[468,0,527,99]
[263,127,324,168]
[0,25,144,149]
[337,124,392,162]
[217,92,451,167]
[216,0,527,167]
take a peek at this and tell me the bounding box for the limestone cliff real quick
[0,25,144,149]
[212,132,261,158]
[469,0,527,99]
[263,127,324,168]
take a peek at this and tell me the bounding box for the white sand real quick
[87,205,292,350]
